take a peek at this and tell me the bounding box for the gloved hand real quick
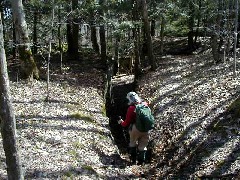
[118,119,123,124]
[117,116,123,124]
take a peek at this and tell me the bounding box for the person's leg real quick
[128,125,140,164]
[128,146,137,164]
[137,132,149,165]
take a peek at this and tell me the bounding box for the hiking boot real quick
[129,147,137,164]
[137,150,146,165]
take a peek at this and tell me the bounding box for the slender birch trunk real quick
[0,13,24,180]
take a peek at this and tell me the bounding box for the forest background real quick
[0,0,240,179]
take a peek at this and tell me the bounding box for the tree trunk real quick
[58,6,62,52]
[67,0,79,60]
[91,23,100,54]
[113,35,120,76]
[194,0,202,43]
[188,0,195,51]
[0,2,5,40]
[10,0,39,79]
[86,0,99,54]
[217,0,225,60]
[225,0,233,60]
[211,0,222,64]
[151,20,155,37]
[33,8,38,55]
[233,0,238,77]
[211,33,220,63]
[133,0,141,82]
[0,13,24,180]
[12,23,17,59]
[150,0,156,37]
[99,0,107,69]
[140,0,156,70]
[160,16,165,55]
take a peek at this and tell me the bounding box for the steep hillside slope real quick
[138,53,240,179]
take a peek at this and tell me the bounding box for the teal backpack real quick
[135,103,154,132]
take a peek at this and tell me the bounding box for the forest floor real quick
[0,38,240,179]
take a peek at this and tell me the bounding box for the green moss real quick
[98,134,106,140]
[101,104,107,116]
[216,159,225,167]
[63,171,74,178]
[69,112,95,123]
[69,150,79,160]
[19,46,39,79]
[73,141,84,149]
[66,104,82,111]
[82,165,95,171]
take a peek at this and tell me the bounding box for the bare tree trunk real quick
[188,0,195,51]
[160,16,165,55]
[46,0,55,101]
[211,0,222,64]
[211,33,220,62]
[99,0,107,69]
[225,0,233,60]
[33,8,38,55]
[195,0,202,43]
[67,0,79,60]
[12,23,17,59]
[233,0,238,77]
[58,6,62,51]
[151,20,155,37]
[91,24,100,54]
[0,2,5,40]
[140,0,156,70]
[113,35,120,76]
[57,5,63,72]
[10,0,39,79]
[133,0,141,83]
[0,13,24,180]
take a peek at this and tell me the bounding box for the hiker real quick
[117,92,152,165]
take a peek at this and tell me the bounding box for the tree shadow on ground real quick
[16,117,110,138]
[24,165,98,179]
[91,145,128,168]
[156,103,239,179]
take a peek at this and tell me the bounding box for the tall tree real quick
[66,0,79,60]
[0,13,24,180]
[85,0,100,54]
[194,0,202,43]
[209,0,221,63]
[233,0,238,77]
[0,1,5,39]
[32,7,38,55]
[133,0,141,83]
[188,0,195,50]
[140,0,156,70]
[10,0,39,79]
[99,0,107,68]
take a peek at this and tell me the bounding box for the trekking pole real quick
[117,116,129,150]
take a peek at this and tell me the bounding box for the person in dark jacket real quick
[118,92,149,165]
